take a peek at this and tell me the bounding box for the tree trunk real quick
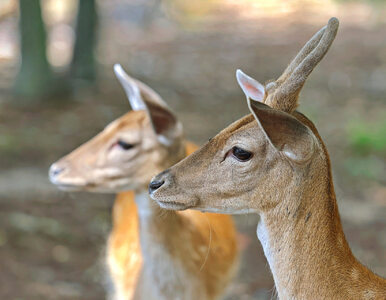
[70,0,98,82]
[14,0,54,99]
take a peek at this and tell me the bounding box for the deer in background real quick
[49,65,238,300]
[150,18,386,299]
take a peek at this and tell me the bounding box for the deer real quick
[149,18,386,299]
[49,64,238,300]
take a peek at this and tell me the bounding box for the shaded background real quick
[0,0,385,299]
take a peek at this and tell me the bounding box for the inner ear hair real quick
[145,100,177,136]
[249,100,315,163]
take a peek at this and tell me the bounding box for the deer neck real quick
[134,191,205,299]
[133,140,205,298]
[135,138,187,218]
[256,163,383,299]
[133,139,186,255]
[135,190,168,218]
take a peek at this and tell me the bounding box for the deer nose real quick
[148,179,165,193]
[49,164,65,180]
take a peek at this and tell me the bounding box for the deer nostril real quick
[50,165,65,178]
[149,180,165,193]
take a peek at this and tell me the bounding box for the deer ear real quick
[114,64,147,110]
[114,64,181,146]
[142,100,181,146]
[248,100,315,163]
[236,69,265,102]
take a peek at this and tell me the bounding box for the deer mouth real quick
[150,189,199,210]
[156,199,194,211]
[53,182,88,192]
[49,174,92,192]
[149,171,200,210]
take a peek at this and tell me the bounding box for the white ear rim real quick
[236,69,265,102]
[157,135,172,146]
[114,64,147,111]
[156,121,183,146]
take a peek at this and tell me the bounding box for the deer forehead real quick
[213,115,255,144]
[103,111,161,145]
[210,114,269,152]
[105,110,147,131]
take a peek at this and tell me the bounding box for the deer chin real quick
[157,200,194,211]
[50,175,117,193]
[150,189,199,211]
[195,205,259,215]
[53,181,122,194]
[53,182,88,192]
[49,174,87,191]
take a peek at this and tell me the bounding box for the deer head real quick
[49,64,184,192]
[149,18,339,213]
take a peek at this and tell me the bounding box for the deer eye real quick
[231,146,253,162]
[117,140,135,150]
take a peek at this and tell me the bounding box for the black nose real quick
[149,180,164,193]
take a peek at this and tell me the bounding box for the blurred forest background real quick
[0,0,385,299]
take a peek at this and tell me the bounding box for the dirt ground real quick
[0,1,385,299]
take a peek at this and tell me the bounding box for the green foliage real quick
[345,116,386,181]
[344,156,385,180]
[347,117,386,155]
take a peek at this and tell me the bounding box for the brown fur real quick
[152,112,386,300]
[107,141,238,299]
[50,110,238,300]
[151,18,386,299]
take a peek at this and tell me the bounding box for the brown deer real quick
[150,18,386,299]
[49,65,238,300]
